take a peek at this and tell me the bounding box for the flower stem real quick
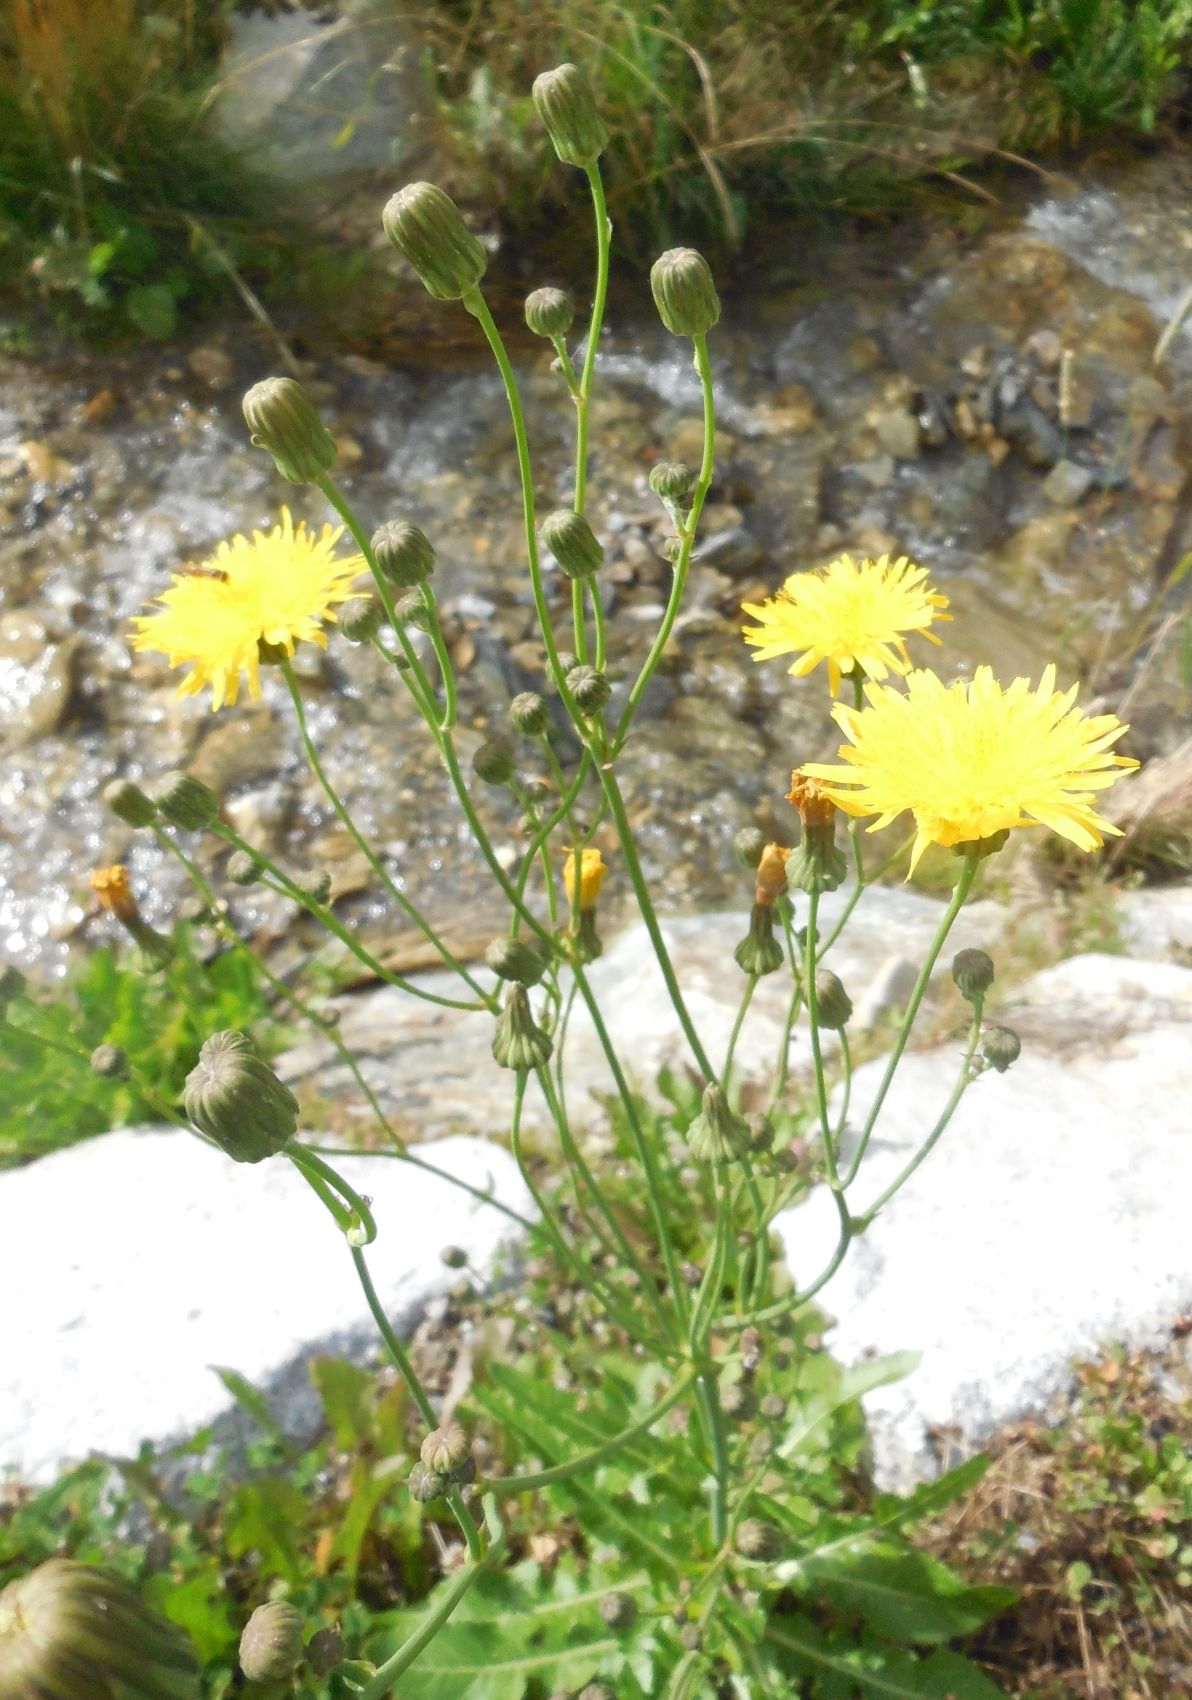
[497,1368,695,1494]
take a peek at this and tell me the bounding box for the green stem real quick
[574,163,611,516]
[695,1370,729,1548]
[358,1497,506,1700]
[287,1144,377,1243]
[803,887,840,1190]
[612,331,715,750]
[279,661,490,1003]
[350,1244,482,1560]
[722,975,757,1092]
[306,1144,534,1233]
[498,1368,695,1494]
[419,582,458,730]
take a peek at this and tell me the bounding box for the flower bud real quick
[786,773,847,893]
[239,1601,305,1684]
[307,1625,346,1677]
[685,1083,748,1165]
[813,971,852,1030]
[661,535,683,564]
[541,509,604,580]
[567,664,611,715]
[759,1393,787,1421]
[746,1112,775,1153]
[599,1592,637,1630]
[183,1029,298,1163]
[440,1245,468,1270]
[90,1043,129,1079]
[570,907,603,966]
[339,598,385,644]
[408,1460,447,1503]
[0,1558,201,1700]
[420,1423,472,1481]
[719,1381,756,1422]
[225,849,262,887]
[242,376,337,485]
[755,843,791,906]
[735,1518,782,1562]
[382,182,487,302]
[485,935,548,986]
[472,739,516,786]
[156,772,219,832]
[532,64,608,168]
[0,965,27,1018]
[103,778,157,829]
[372,520,436,588]
[734,903,784,976]
[982,1025,1021,1073]
[491,984,553,1072]
[952,948,995,1003]
[649,460,694,503]
[524,286,575,339]
[561,846,606,912]
[510,691,549,736]
[734,826,767,869]
[650,247,721,338]
[393,587,432,631]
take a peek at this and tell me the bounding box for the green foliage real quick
[0,922,282,1167]
[420,0,1192,262]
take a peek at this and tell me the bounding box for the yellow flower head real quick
[562,846,607,911]
[742,553,950,696]
[131,508,365,710]
[90,864,137,921]
[801,664,1139,874]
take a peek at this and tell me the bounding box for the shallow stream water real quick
[3,146,1191,977]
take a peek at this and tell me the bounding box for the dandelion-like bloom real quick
[801,665,1139,873]
[742,553,950,696]
[90,865,137,921]
[131,509,364,710]
[562,847,607,911]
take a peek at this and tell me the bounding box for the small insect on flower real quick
[131,508,365,710]
[801,664,1139,873]
[742,553,950,697]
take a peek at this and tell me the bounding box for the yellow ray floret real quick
[741,553,950,696]
[801,664,1139,873]
[131,508,365,710]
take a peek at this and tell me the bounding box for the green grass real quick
[0,921,285,1168]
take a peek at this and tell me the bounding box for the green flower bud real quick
[982,1025,1021,1073]
[685,1083,748,1165]
[420,1423,472,1481]
[372,520,436,589]
[567,664,611,714]
[746,1112,775,1153]
[382,182,487,302]
[759,1393,787,1421]
[440,1245,468,1270]
[510,691,549,736]
[540,509,604,580]
[599,1592,637,1630]
[491,983,553,1071]
[307,1626,345,1678]
[648,461,693,503]
[570,906,603,966]
[0,965,27,1018]
[785,831,848,896]
[183,1030,298,1163]
[734,826,767,869]
[0,1559,201,1700]
[472,739,516,786]
[554,651,579,678]
[524,287,575,339]
[339,598,385,644]
[813,971,852,1030]
[239,1601,305,1684]
[408,1460,447,1504]
[735,1518,782,1562]
[242,376,337,486]
[532,64,608,168]
[225,849,262,887]
[155,772,219,832]
[393,587,432,631]
[650,247,721,338]
[952,948,995,1003]
[103,778,157,829]
[485,935,548,986]
[89,1043,129,1079]
[733,903,784,976]
[661,535,683,564]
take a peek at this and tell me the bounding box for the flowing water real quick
[3,146,1191,977]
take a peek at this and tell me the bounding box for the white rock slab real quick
[1117,883,1192,959]
[1,1130,531,1484]
[278,887,1006,1139]
[775,952,1192,1490]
